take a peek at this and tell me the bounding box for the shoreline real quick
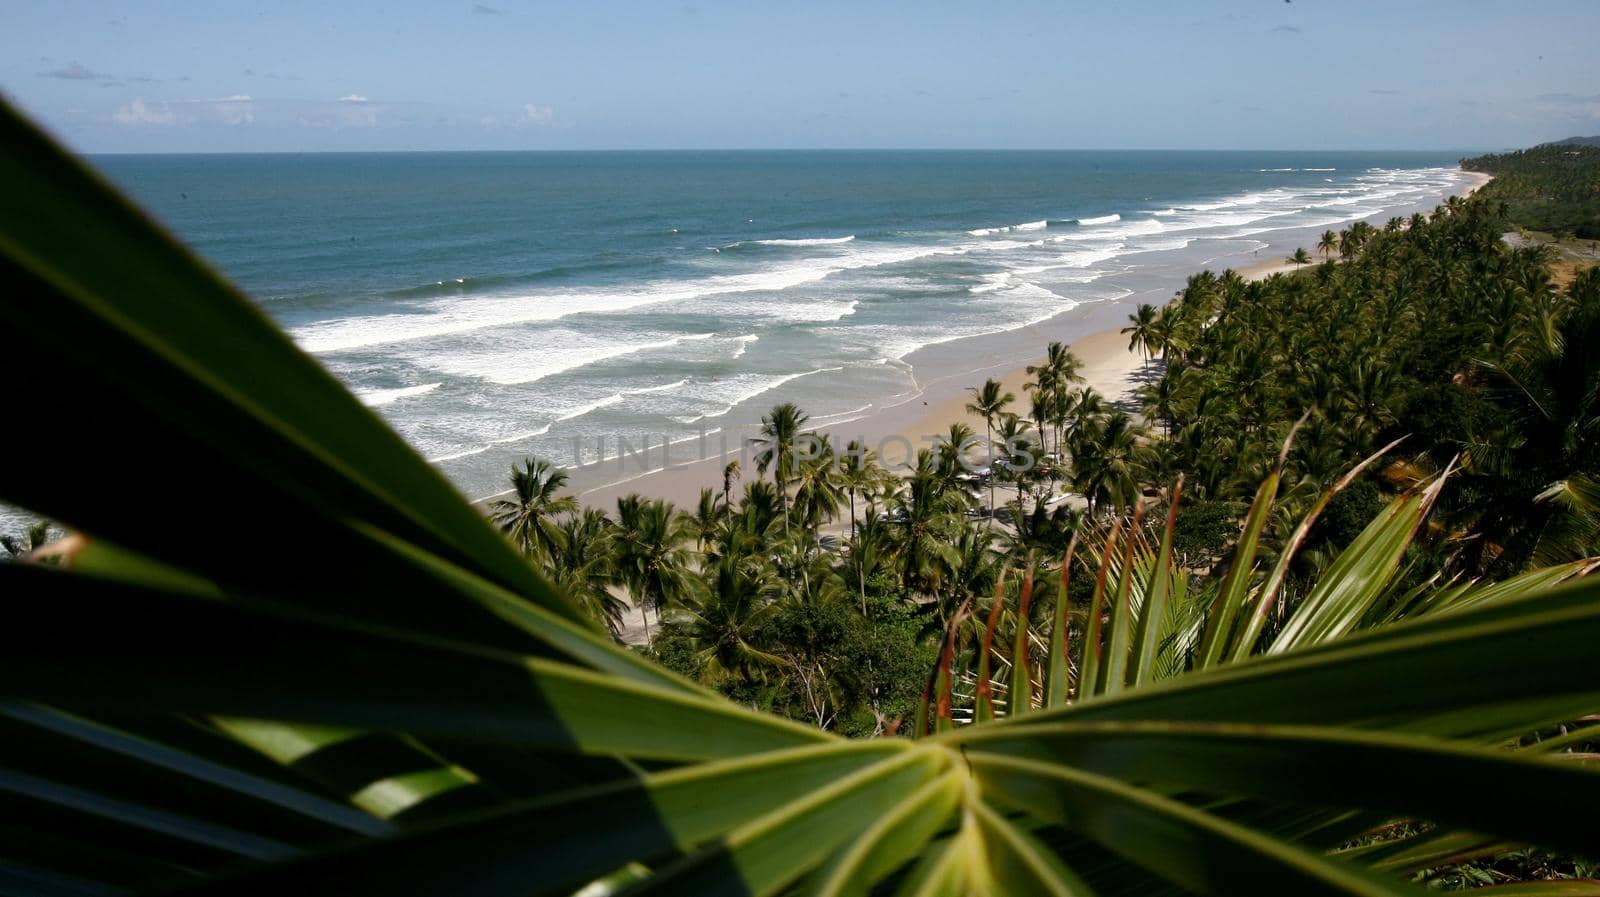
[572,256,1300,513]
[563,170,1493,513]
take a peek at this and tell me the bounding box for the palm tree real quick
[966,378,1015,525]
[676,553,782,686]
[1063,386,1107,455]
[1317,229,1338,259]
[1149,307,1184,367]
[994,412,1036,513]
[721,460,740,529]
[1287,247,1311,268]
[612,495,697,645]
[944,526,1001,623]
[690,487,724,551]
[1071,411,1148,516]
[836,439,880,545]
[935,421,978,482]
[1122,303,1159,371]
[732,481,783,543]
[893,450,967,599]
[1028,341,1083,454]
[488,457,577,563]
[790,437,843,541]
[754,403,809,537]
[549,508,626,638]
[1027,386,1053,463]
[842,514,892,612]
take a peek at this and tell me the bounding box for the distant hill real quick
[1463,142,1600,238]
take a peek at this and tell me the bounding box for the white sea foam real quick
[811,402,875,425]
[1152,208,1177,216]
[295,245,941,353]
[968,219,1048,236]
[730,334,760,358]
[1077,213,1121,226]
[746,235,856,246]
[556,393,626,422]
[624,378,691,395]
[428,424,553,463]
[1059,219,1166,241]
[414,332,715,386]
[357,383,441,407]
[673,366,846,424]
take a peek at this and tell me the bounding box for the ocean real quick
[47,150,1475,512]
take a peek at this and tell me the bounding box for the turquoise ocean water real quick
[74,150,1473,503]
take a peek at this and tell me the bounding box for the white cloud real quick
[339,94,369,103]
[209,95,255,125]
[112,98,176,126]
[40,61,116,81]
[521,103,554,125]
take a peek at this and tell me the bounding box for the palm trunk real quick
[986,421,996,529]
[778,468,790,538]
[849,488,857,543]
[859,562,868,616]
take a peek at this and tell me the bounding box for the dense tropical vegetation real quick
[4,100,1599,896]
[1464,141,1600,238]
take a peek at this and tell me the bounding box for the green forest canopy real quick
[1463,141,1600,238]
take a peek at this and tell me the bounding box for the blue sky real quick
[4,0,1597,153]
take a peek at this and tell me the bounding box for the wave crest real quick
[968,219,1048,236]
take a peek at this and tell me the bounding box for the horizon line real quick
[81,145,1501,157]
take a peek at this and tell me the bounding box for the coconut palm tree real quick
[721,460,740,529]
[790,437,843,541]
[754,403,809,536]
[1287,247,1311,268]
[942,526,1001,624]
[1462,269,1600,571]
[993,412,1037,512]
[675,553,782,686]
[841,514,892,612]
[549,507,626,638]
[836,439,880,544]
[612,495,697,644]
[935,421,978,482]
[1071,410,1149,516]
[1122,302,1159,371]
[1317,229,1339,259]
[690,487,724,551]
[892,450,967,598]
[1028,342,1084,454]
[1027,386,1053,462]
[965,378,1014,524]
[732,480,782,543]
[488,457,578,563]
